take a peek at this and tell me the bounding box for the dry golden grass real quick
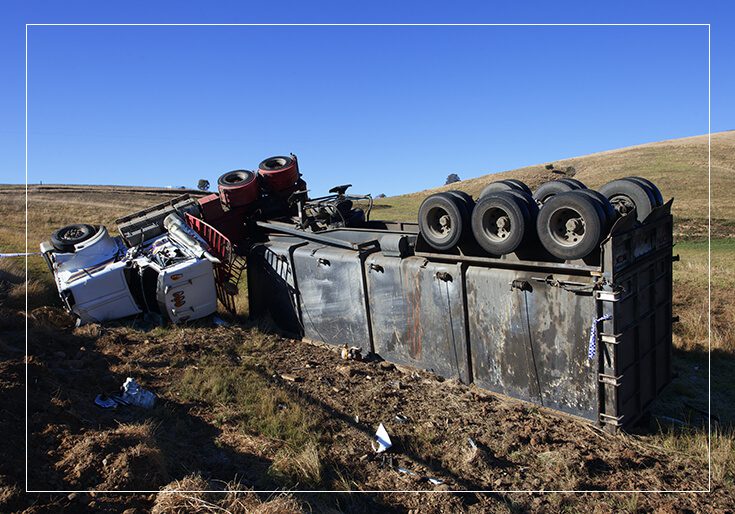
[152,474,303,513]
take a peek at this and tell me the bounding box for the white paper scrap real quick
[374,423,392,453]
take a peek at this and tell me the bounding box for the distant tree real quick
[445,173,461,185]
[197,179,210,191]
[545,164,555,170]
[375,193,387,199]
[564,166,577,176]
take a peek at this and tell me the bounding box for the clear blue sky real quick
[1,1,732,196]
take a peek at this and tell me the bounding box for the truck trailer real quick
[40,154,674,431]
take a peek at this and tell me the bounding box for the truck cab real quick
[40,196,219,325]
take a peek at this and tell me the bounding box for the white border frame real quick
[24,22,712,495]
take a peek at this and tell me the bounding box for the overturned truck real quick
[41,154,674,432]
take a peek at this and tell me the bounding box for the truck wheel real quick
[537,192,604,260]
[445,190,475,218]
[479,179,530,198]
[472,191,530,255]
[503,189,539,218]
[50,224,96,253]
[258,155,300,192]
[624,176,664,206]
[576,189,616,224]
[557,178,587,189]
[599,178,656,222]
[217,169,259,208]
[419,193,466,251]
[532,180,577,207]
[501,179,533,195]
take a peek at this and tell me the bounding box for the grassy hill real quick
[374,131,735,238]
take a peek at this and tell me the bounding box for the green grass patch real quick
[177,339,323,485]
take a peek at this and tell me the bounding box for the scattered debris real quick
[373,423,392,453]
[121,377,156,408]
[280,373,302,383]
[427,477,444,485]
[379,361,396,371]
[395,414,409,424]
[340,344,363,360]
[468,437,478,450]
[397,467,417,476]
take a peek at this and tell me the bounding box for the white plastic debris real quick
[373,423,392,453]
[397,467,417,476]
[427,477,444,485]
[121,377,156,408]
[341,344,363,360]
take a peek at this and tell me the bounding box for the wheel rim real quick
[609,194,636,216]
[482,207,512,242]
[426,206,453,240]
[549,207,586,247]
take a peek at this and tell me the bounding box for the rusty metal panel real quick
[466,267,598,421]
[247,237,306,335]
[291,243,374,353]
[365,254,470,383]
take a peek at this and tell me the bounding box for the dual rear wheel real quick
[418,175,662,260]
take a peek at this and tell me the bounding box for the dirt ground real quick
[0,302,732,513]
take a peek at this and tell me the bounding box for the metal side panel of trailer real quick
[364,254,471,384]
[291,243,374,354]
[465,266,599,421]
[248,203,674,432]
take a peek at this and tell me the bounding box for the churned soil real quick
[0,306,731,513]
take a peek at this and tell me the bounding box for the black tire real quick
[445,190,476,214]
[503,189,539,219]
[258,155,294,171]
[217,169,257,187]
[480,181,515,198]
[501,179,533,196]
[624,177,664,206]
[472,191,530,255]
[576,189,616,224]
[50,224,97,253]
[557,178,587,189]
[533,180,577,206]
[599,178,656,222]
[536,192,604,260]
[418,193,466,251]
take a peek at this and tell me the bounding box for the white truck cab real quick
[40,196,220,325]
